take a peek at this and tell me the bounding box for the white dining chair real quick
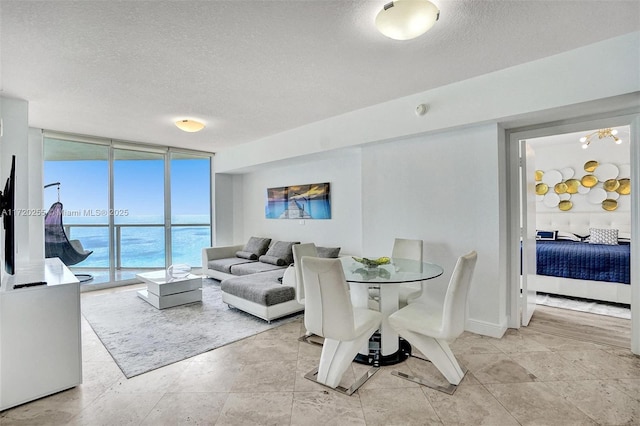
[292,242,319,344]
[388,250,477,394]
[393,238,424,308]
[301,256,382,395]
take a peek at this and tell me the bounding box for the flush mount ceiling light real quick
[375,0,440,41]
[579,128,621,149]
[175,119,205,133]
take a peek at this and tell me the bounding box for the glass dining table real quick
[340,256,444,366]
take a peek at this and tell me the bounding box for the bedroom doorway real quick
[507,113,639,355]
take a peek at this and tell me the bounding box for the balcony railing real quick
[62,223,210,271]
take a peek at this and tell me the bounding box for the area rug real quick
[81,278,302,378]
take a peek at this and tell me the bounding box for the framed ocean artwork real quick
[265,182,331,219]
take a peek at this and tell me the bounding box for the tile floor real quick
[1,288,639,425]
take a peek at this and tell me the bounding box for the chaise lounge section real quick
[202,237,303,321]
[202,237,341,322]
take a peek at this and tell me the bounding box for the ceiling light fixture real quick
[175,119,205,133]
[375,0,440,41]
[579,128,621,149]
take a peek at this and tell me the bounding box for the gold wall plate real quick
[554,182,568,194]
[565,179,580,194]
[534,170,544,182]
[616,178,630,195]
[535,183,549,195]
[584,160,598,172]
[603,179,620,192]
[602,199,618,211]
[558,200,573,211]
[581,175,598,188]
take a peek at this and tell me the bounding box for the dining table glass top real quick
[339,256,444,284]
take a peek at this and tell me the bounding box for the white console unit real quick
[0,258,81,411]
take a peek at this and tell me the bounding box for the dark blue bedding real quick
[537,241,630,284]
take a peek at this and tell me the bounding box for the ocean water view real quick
[66,215,211,269]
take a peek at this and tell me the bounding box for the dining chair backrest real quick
[301,257,356,342]
[441,251,478,341]
[392,238,423,262]
[292,243,318,304]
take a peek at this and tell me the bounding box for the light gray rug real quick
[536,293,631,319]
[81,278,301,378]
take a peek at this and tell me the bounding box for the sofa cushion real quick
[230,261,287,276]
[263,241,299,265]
[208,257,256,274]
[221,270,294,307]
[243,237,272,257]
[317,246,341,258]
[258,255,287,266]
[236,250,258,260]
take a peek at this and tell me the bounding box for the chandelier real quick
[579,128,621,149]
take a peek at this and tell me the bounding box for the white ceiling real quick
[1,1,638,153]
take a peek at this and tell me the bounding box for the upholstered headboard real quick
[536,212,631,237]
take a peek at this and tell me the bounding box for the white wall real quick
[237,149,362,255]
[361,124,507,335]
[215,32,640,173]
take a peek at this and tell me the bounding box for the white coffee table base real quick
[136,271,202,309]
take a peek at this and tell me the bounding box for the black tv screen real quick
[1,155,15,275]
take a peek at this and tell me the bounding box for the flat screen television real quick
[0,155,16,276]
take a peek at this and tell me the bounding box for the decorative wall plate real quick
[581,175,598,188]
[543,193,560,208]
[587,188,607,204]
[602,199,618,211]
[603,179,620,192]
[593,163,619,181]
[616,178,630,195]
[554,182,568,194]
[558,200,573,211]
[584,160,598,172]
[542,169,563,185]
[560,167,574,179]
[565,179,580,194]
[535,183,549,195]
[534,170,544,182]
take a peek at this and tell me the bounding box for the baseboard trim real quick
[466,317,508,339]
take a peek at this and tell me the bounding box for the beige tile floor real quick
[1,289,639,425]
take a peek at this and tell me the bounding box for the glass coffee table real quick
[136,270,203,309]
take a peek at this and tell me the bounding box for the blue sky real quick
[44,158,210,222]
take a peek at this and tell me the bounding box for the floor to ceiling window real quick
[43,134,213,286]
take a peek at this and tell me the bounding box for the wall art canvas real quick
[266,182,331,219]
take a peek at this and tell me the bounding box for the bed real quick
[534,212,631,304]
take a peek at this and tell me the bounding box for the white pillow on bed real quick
[619,232,631,243]
[589,228,618,245]
[556,231,581,242]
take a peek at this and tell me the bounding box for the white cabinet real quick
[0,258,81,411]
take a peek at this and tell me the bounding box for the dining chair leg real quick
[305,366,379,396]
[298,331,323,346]
[391,341,468,395]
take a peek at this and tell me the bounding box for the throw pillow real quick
[589,228,618,245]
[556,231,581,242]
[264,241,300,265]
[316,246,341,258]
[236,250,257,260]
[243,237,272,257]
[536,230,557,241]
[258,255,286,266]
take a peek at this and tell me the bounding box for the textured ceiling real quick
[1,1,638,153]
